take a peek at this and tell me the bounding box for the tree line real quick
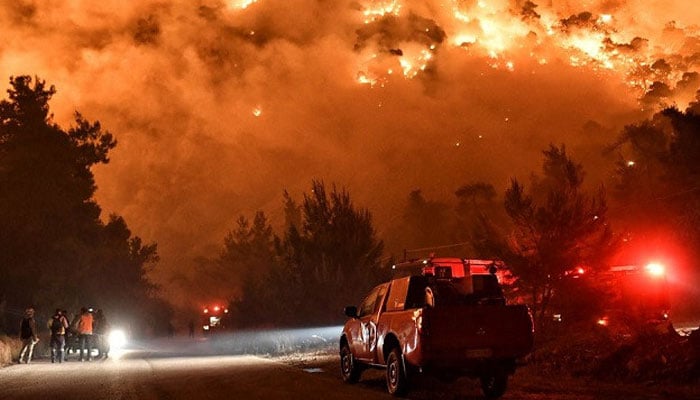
[212,100,700,331]
[2,75,699,335]
[0,76,171,336]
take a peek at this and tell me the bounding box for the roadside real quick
[0,335,19,365]
[278,349,700,400]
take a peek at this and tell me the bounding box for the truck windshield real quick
[403,275,504,308]
[471,275,503,299]
[434,276,504,306]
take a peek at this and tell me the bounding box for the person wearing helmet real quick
[18,307,39,364]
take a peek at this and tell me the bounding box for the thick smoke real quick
[1,0,698,305]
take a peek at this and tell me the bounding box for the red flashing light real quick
[645,262,665,277]
[214,306,220,312]
[203,308,209,314]
[597,317,609,327]
[577,267,585,275]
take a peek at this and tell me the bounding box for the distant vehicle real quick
[201,305,230,335]
[340,257,534,398]
[596,263,670,329]
[553,262,671,332]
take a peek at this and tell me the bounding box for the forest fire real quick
[0,0,698,319]
[352,0,699,97]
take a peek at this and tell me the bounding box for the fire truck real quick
[595,262,670,328]
[201,304,230,334]
[554,261,671,332]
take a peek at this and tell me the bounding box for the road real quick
[0,342,377,400]
[0,337,698,400]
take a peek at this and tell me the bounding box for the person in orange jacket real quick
[77,307,94,362]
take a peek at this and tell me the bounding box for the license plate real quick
[465,348,493,358]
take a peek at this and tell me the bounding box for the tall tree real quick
[218,211,278,326]
[233,181,386,327]
[394,189,453,256]
[454,181,508,256]
[501,144,614,330]
[608,106,700,316]
[0,76,165,335]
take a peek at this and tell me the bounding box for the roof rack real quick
[391,257,504,278]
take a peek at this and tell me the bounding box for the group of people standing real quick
[18,306,110,364]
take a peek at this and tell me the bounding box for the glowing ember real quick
[230,0,259,9]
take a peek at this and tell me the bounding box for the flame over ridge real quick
[347,0,700,107]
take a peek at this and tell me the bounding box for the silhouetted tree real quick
[0,76,166,334]
[454,181,508,255]
[608,106,700,316]
[282,180,385,325]
[232,181,385,327]
[501,144,614,330]
[218,212,278,327]
[390,189,453,256]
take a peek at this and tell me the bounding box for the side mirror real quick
[344,306,358,318]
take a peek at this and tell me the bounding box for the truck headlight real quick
[109,329,127,350]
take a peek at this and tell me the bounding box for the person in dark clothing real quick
[93,309,110,359]
[65,309,80,355]
[18,307,39,364]
[49,309,69,363]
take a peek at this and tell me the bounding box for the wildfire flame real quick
[216,0,699,103]
[362,0,402,24]
[228,0,259,10]
[345,0,699,106]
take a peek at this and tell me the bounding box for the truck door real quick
[355,283,388,362]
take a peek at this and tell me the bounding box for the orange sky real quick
[1,0,699,302]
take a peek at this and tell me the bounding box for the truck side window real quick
[376,285,389,312]
[405,276,429,309]
[358,286,380,317]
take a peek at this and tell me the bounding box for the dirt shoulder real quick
[277,350,700,400]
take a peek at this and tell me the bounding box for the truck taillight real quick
[416,312,429,335]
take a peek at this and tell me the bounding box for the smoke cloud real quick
[1,0,698,304]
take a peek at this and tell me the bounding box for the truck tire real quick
[386,348,409,396]
[340,343,362,383]
[480,371,508,399]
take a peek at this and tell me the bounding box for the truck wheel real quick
[340,343,361,383]
[480,372,508,399]
[386,348,408,396]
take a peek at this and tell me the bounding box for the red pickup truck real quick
[340,258,533,398]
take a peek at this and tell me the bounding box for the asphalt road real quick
[0,349,383,400]
[1,337,698,400]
